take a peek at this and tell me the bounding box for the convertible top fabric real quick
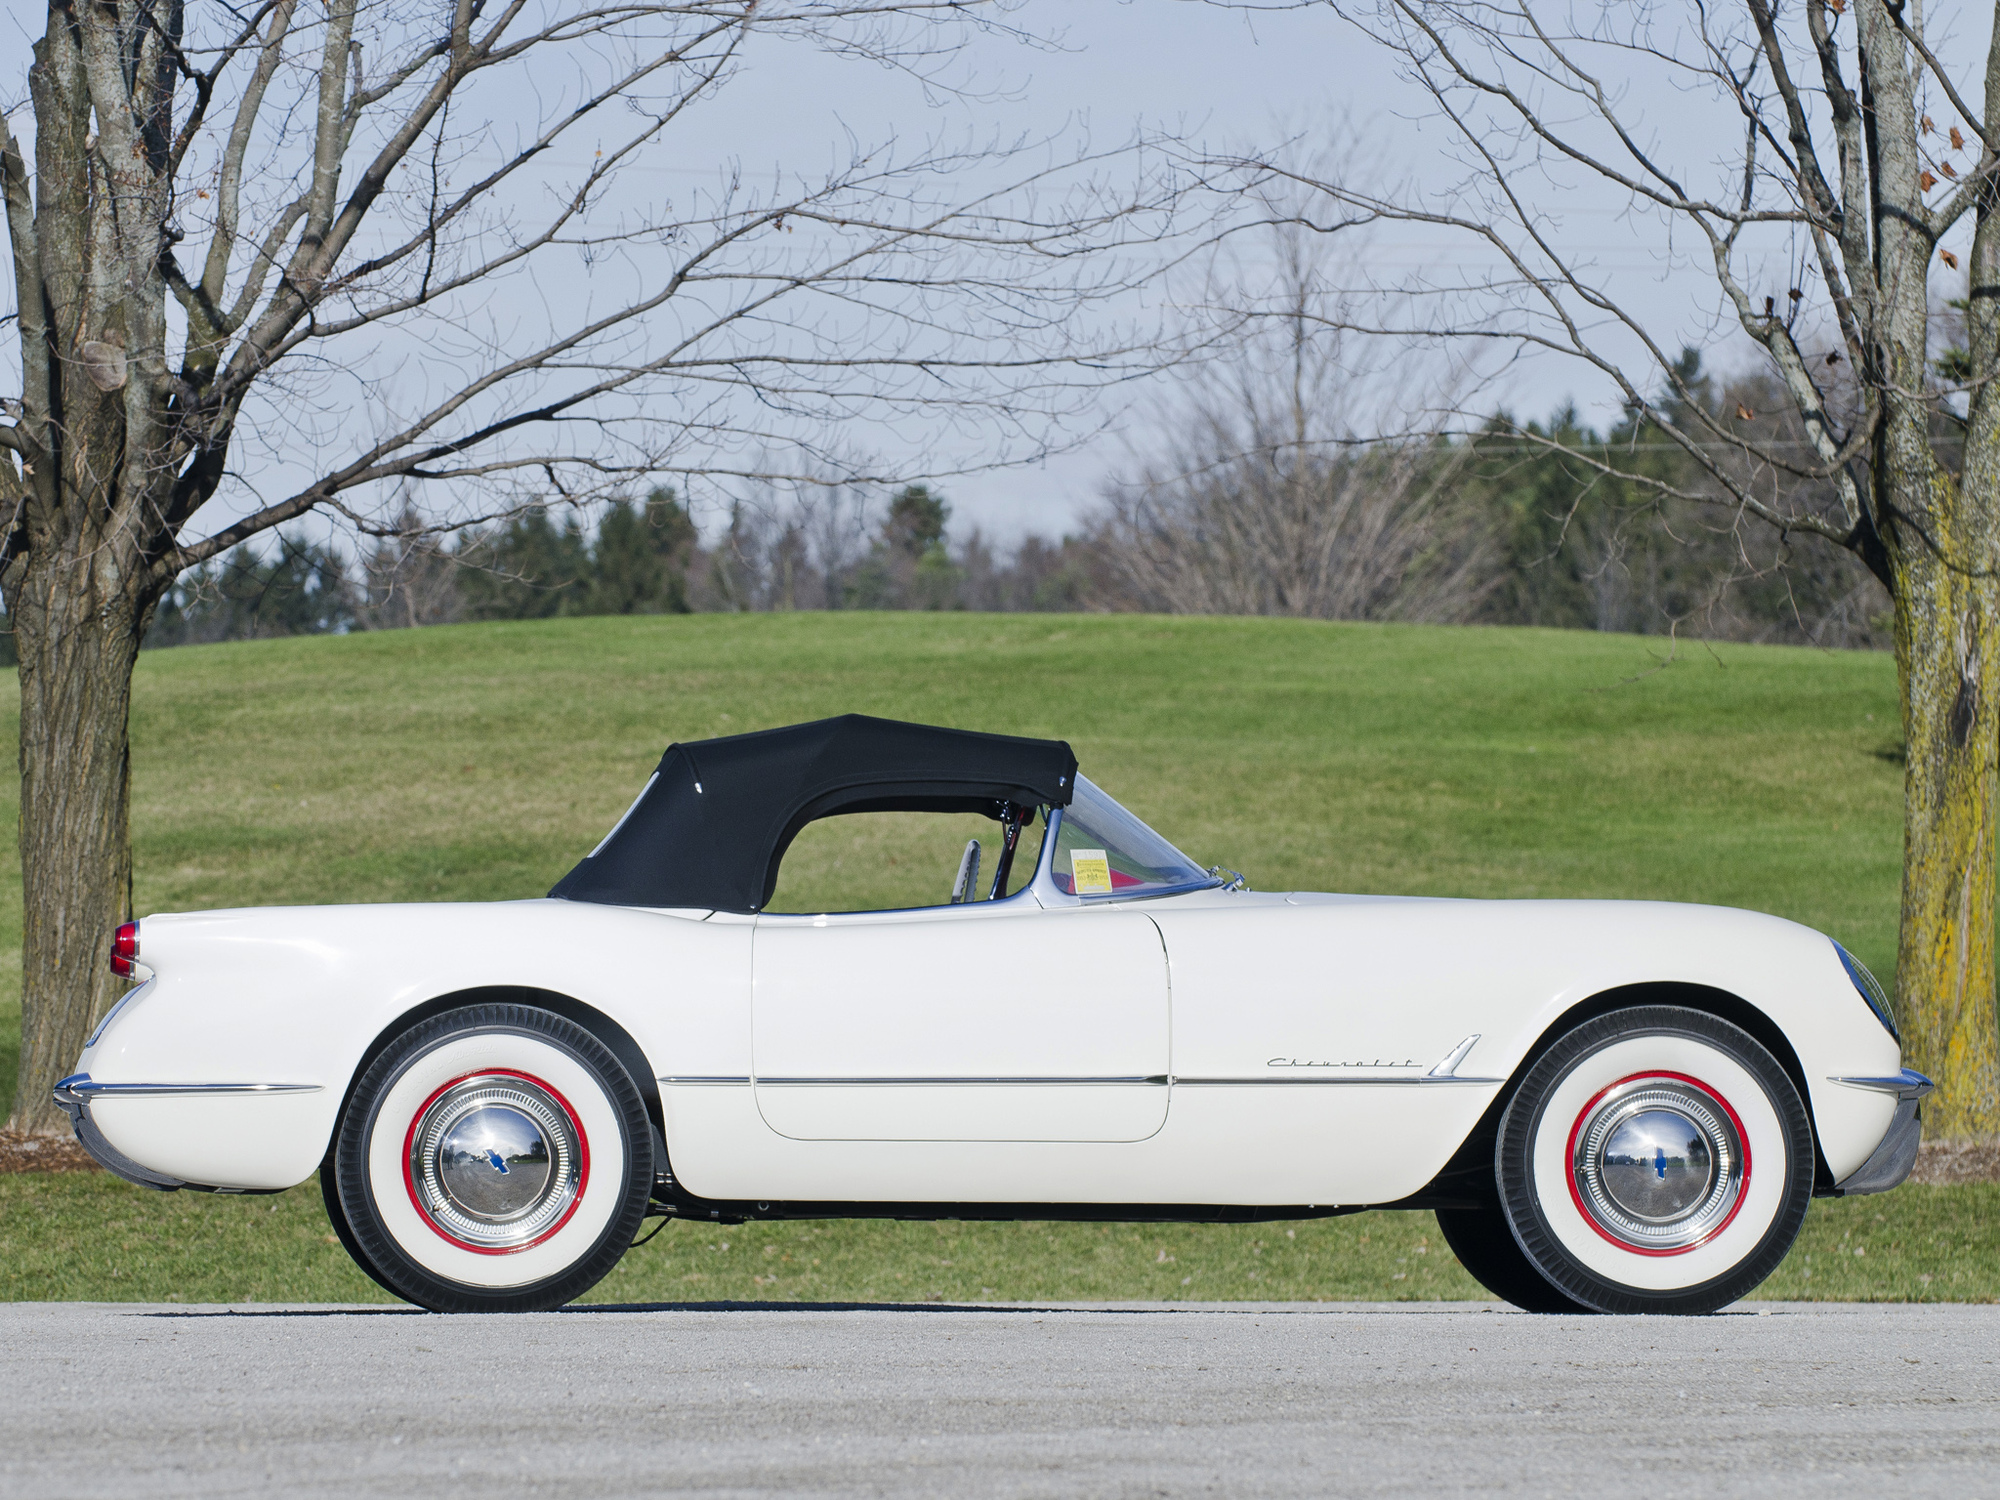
[548,714,1078,912]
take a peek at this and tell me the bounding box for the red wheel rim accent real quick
[399,1068,592,1256]
[1562,1070,1751,1257]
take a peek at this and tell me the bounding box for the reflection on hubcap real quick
[407,1074,583,1251]
[1570,1076,1745,1253]
[437,1105,554,1219]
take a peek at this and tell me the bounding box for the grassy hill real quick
[6,611,1969,1305]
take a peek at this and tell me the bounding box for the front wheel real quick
[331,1004,654,1312]
[1494,1005,1813,1315]
[1434,1207,1589,1313]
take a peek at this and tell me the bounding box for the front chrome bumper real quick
[52,1074,190,1190]
[1830,1069,1934,1196]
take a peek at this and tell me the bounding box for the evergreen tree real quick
[845,484,963,608]
[457,512,591,620]
[588,489,696,615]
[147,535,356,646]
[909,544,966,611]
[883,484,948,557]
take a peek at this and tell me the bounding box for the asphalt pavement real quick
[3,1300,1995,1497]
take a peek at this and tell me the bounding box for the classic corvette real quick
[56,714,1928,1314]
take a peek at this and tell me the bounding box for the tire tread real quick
[1495,1005,1813,1315]
[332,1003,653,1313]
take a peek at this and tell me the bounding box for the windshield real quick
[1048,776,1215,899]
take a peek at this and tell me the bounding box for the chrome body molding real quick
[57,1077,322,1098]
[1216,1034,1497,1087]
[1173,1075,1504,1087]
[1427,1034,1482,1078]
[86,977,155,1048]
[753,1075,1170,1087]
[52,1073,321,1192]
[671,1073,1506,1090]
[1830,1069,1935,1101]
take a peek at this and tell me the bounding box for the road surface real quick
[3,1300,1995,1496]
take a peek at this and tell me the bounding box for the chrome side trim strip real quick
[1427,1034,1482,1078]
[86,977,155,1048]
[752,1075,1171,1087]
[668,1071,1509,1089]
[61,1080,322,1098]
[1830,1069,1935,1101]
[1174,1076,1505,1087]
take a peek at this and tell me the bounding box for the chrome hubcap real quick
[1571,1077,1744,1251]
[407,1075,582,1250]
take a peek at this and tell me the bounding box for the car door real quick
[752,902,1169,1142]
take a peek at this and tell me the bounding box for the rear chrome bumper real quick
[1830,1069,1935,1196]
[52,1073,189,1191]
[52,1074,322,1193]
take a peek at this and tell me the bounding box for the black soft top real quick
[548,714,1078,912]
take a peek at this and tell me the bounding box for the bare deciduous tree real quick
[360,503,466,629]
[0,0,1183,1131]
[1207,0,2000,1137]
[1096,227,1494,622]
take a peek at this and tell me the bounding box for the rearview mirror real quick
[950,839,981,904]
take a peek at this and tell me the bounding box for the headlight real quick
[1833,941,1898,1042]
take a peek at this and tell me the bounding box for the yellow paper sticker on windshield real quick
[1070,849,1113,895]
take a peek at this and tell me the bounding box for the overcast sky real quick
[653,0,1544,543]
[531,0,1875,543]
[6,2,1993,550]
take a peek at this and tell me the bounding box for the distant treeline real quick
[137,483,1093,651]
[88,350,1885,655]
[1087,348,1887,650]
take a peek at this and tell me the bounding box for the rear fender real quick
[72,899,742,1190]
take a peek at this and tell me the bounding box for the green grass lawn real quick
[2,1173,1990,1305]
[0,611,1968,1301]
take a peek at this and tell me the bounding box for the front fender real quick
[1162,895,1901,1186]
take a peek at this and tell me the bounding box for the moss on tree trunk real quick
[1893,496,2000,1139]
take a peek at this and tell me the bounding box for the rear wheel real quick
[1494,1005,1813,1315]
[319,1153,401,1299]
[330,1004,653,1312]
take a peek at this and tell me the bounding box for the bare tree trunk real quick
[7,554,146,1132]
[1881,0,2000,1140]
[1891,472,2000,1139]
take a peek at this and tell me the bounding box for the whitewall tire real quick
[1495,1005,1812,1314]
[332,1004,653,1312]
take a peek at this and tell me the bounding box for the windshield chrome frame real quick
[1028,790,1223,908]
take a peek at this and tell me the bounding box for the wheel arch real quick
[1541,983,1811,1117]
[1406,979,1833,1207]
[332,986,665,1147]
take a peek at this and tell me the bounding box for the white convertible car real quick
[57,715,1927,1314]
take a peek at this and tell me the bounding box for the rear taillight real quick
[109,921,139,977]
